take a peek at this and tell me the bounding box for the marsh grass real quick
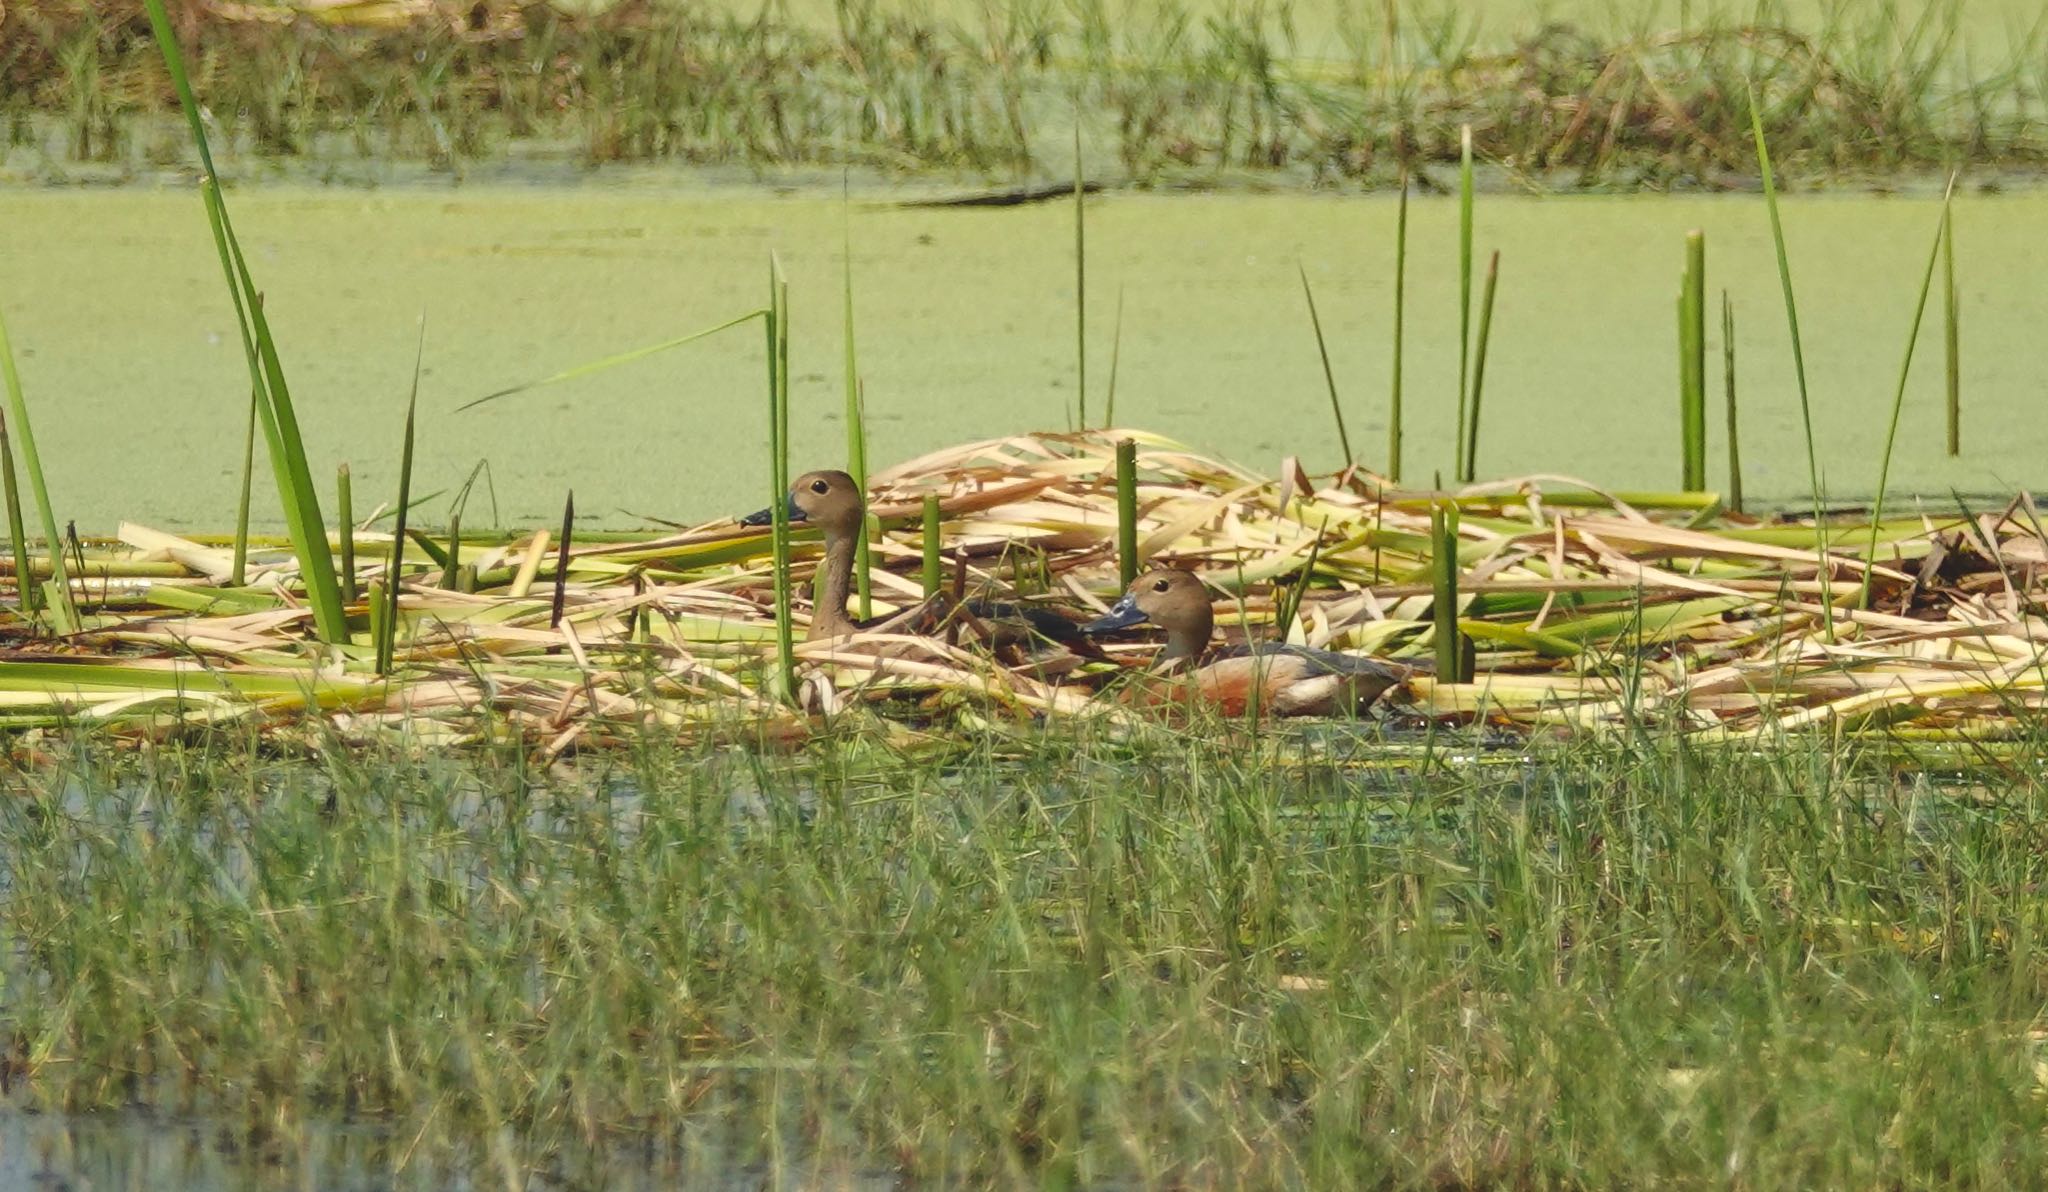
[5,1,2039,183]
[6,727,2047,1185]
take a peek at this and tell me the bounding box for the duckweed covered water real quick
[3,185,2042,530]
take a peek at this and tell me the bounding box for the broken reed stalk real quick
[1115,438,1139,588]
[1722,292,1743,514]
[1431,498,1466,683]
[442,510,462,590]
[765,263,795,701]
[1748,87,1831,638]
[1073,119,1087,430]
[842,178,871,621]
[921,493,942,599]
[337,464,355,602]
[1454,124,1474,483]
[1859,178,1954,610]
[1298,264,1353,468]
[1943,199,1960,456]
[0,306,71,628]
[549,492,573,630]
[1679,230,1707,491]
[376,323,424,673]
[1389,168,1408,485]
[0,411,29,612]
[1460,250,1500,485]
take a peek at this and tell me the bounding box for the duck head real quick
[740,469,865,538]
[1085,567,1216,662]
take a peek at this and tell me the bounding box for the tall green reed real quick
[1430,495,1466,682]
[375,324,424,674]
[1388,168,1408,484]
[1859,179,1955,609]
[1115,438,1139,588]
[337,464,355,602]
[1104,286,1125,428]
[0,410,30,613]
[0,308,73,628]
[842,182,871,621]
[1453,125,1474,482]
[231,389,255,586]
[1722,292,1743,513]
[1297,264,1353,468]
[1461,250,1499,484]
[1678,230,1707,490]
[765,259,796,700]
[142,0,346,644]
[1943,201,1960,456]
[1748,87,1831,637]
[1074,120,1088,429]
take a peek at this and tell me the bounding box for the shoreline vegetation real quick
[2,0,2043,186]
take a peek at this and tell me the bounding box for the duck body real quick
[1085,568,1412,717]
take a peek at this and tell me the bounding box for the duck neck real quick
[808,525,860,639]
[1158,620,1212,667]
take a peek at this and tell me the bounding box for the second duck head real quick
[740,469,865,539]
[1084,567,1216,663]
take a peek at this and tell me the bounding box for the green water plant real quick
[1454,125,1474,482]
[0,308,70,627]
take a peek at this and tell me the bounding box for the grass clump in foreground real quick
[4,725,2048,1186]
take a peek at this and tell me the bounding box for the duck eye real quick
[809,479,830,494]
[1152,579,1170,593]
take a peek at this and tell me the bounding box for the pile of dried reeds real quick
[2,428,2039,752]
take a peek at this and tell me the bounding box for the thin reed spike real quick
[765,262,795,701]
[842,183,871,621]
[0,410,34,613]
[1389,168,1408,484]
[0,305,72,628]
[1943,198,1960,456]
[1455,125,1474,482]
[1297,264,1353,468]
[1073,119,1087,429]
[1679,230,1707,490]
[337,464,356,603]
[1115,438,1139,588]
[1104,286,1125,429]
[232,387,256,586]
[1722,292,1743,514]
[1460,251,1500,485]
[375,322,424,675]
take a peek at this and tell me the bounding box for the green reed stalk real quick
[375,326,424,674]
[1073,120,1087,429]
[231,388,255,586]
[766,261,796,701]
[1389,168,1408,484]
[1115,438,1139,588]
[1103,286,1125,429]
[1431,498,1465,683]
[1943,200,1960,456]
[1454,125,1474,482]
[1273,524,1324,644]
[1722,292,1743,514]
[1748,88,1831,637]
[442,511,462,590]
[1679,229,1707,490]
[920,494,942,599]
[1297,265,1353,468]
[842,185,871,621]
[142,0,346,644]
[1460,250,1500,484]
[0,307,72,628]
[550,492,573,631]
[0,409,31,612]
[337,464,356,602]
[1859,180,1954,610]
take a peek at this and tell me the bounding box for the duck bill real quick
[739,493,807,528]
[1083,592,1151,635]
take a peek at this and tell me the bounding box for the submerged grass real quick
[6,727,2047,1184]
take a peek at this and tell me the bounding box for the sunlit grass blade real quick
[1722,291,1743,514]
[765,259,795,701]
[1679,229,1707,490]
[1115,438,1139,588]
[458,311,763,413]
[1389,167,1409,484]
[1297,264,1353,469]
[0,409,31,613]
[1748,85,1831,637]
[1859,177,1955,609]
[1104,285,1125,429]
[1943,198,1960,456]
[1455,124,1474,482]
[231,389,256,586]
[842,182,871,622]
[1460,250,1500,484]
[142,0,345,644]
[0,306,72,628]
[337,464,355,603]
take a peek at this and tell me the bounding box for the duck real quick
[1083,567,1412,716]
[739,469,1104,660]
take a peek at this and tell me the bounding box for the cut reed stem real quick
[1679,229,1707,491]
[1297,264,1353,468]
[1460,250,1500,485]
[1431,497,1466,683]
[1115,438,1139,588]
[1454,124,1474,483]
[1104,285,1125,429]
[1389,168,1408,485]
[921,493,942,599]
[337,464,356,603]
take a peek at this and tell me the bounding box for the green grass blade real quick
[766,261,795,701]
[1943,198,1960,456]
[1115,438,1139,588]
[0,307,72,628]
[1073,119,1087,430]
[232,388,256,586]
[376,323,425,673]
[1389,168,1408,485]
[458,311,764,412]
[0,408,32,613]
[1859,178,1954,609]
[1747,85,1831,638]
[550,492,573,630]
[1722,291,1743,514]
[1104,285,1125,429]
[337,464,356,603]
[1460,250,1500,485]
[1431,499,1465,682]
[842,180,871,622]
[1297,264,1353,469]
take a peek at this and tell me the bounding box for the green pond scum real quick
[5,726,2048,1186]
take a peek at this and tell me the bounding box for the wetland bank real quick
[4,0,2048,1188]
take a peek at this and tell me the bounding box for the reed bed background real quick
[1,0,2041,182]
